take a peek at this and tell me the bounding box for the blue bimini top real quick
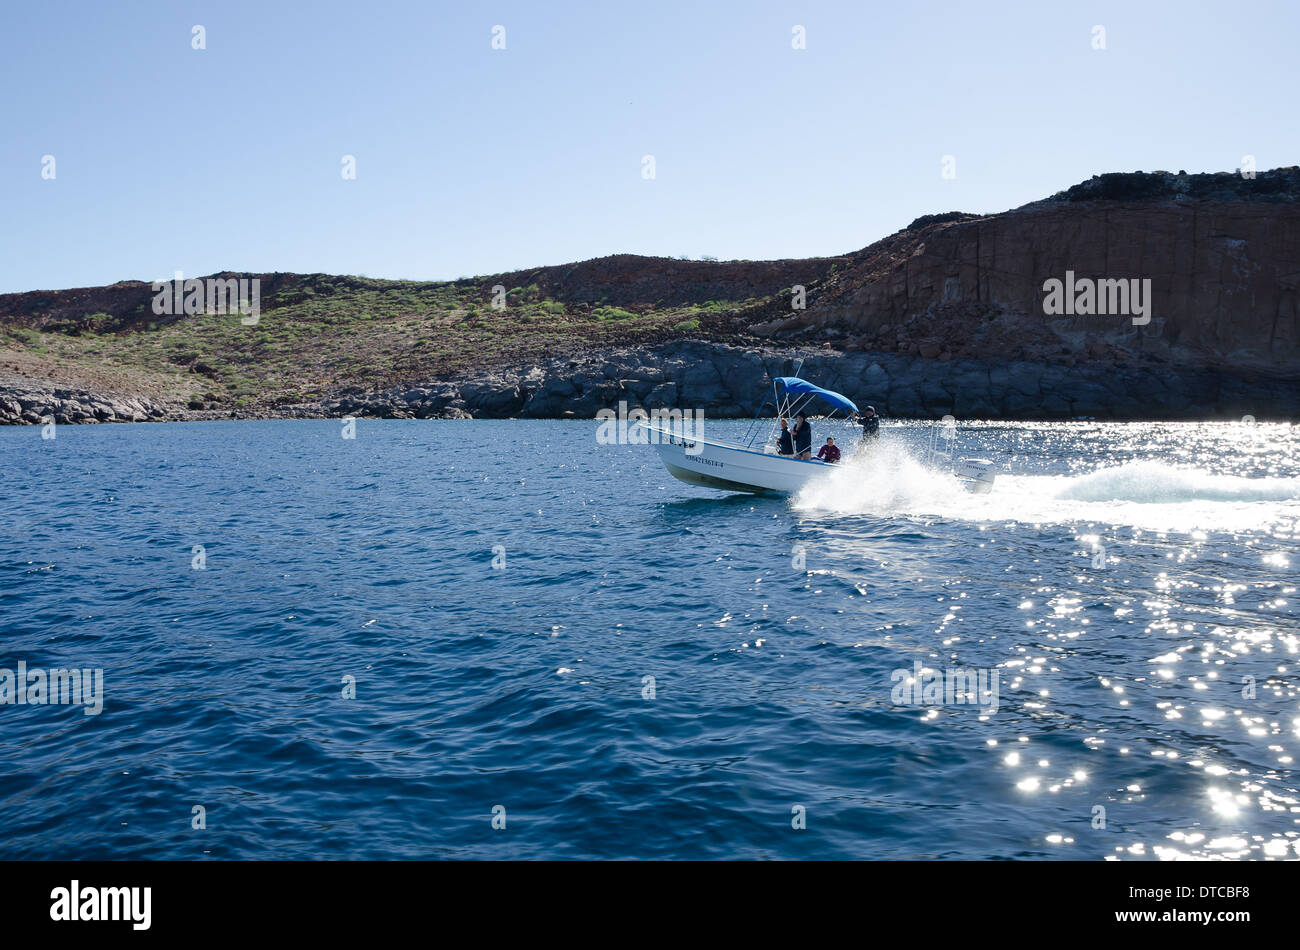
[774,377,859,414]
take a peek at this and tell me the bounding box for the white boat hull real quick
[642,424,999,496]
[642,424,836,494]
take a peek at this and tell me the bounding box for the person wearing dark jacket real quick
[858,406,880,442]
[776,418,794,456]
[816,437,841,464]
[793,413,812,459]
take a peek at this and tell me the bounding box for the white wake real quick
[793,442,1300,533]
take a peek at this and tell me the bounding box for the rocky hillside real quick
[2,168,1298,424]
[752,169,1300,372]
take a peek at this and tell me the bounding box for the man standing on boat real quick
[793,412,812,459]
[858,406,880,443]
[776,419,794,456]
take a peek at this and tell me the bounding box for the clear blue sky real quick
[1,0,1295,293]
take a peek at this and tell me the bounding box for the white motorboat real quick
[641,374,999,496]
[641,424,843,494]
[640,375,863,495]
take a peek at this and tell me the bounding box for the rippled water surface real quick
[1,419,1297,859]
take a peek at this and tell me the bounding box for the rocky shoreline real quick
[0,387,171,425]
[3,340,1294,426]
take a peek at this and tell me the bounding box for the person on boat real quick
[776,418,794,456]
[793,412,812,459]
[858,406,880,442]
[816,437,841,464]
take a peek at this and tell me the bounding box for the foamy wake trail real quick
[794,449,1300,532]
[793,441,972,516]
[1056,461,1300,504]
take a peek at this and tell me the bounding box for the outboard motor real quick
[927,418,998,493]
[953,458,998,494]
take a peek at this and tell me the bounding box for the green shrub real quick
[593,306,636,322]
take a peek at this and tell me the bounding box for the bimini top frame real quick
[741,374,861,449]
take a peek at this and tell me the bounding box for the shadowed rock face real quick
[2,168,1298,423]
[333,340,1296,422]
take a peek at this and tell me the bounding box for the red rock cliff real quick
[752,169,1300,376]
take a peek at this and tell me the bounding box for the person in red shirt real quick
[816,437,841,464]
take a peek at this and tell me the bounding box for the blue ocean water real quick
[1,418,1297,860]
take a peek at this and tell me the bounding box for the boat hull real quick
[643,425,836,494]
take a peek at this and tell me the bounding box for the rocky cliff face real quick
[751,169,1300,378]
[315,339,1296,422]
[2,168,1297,424]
